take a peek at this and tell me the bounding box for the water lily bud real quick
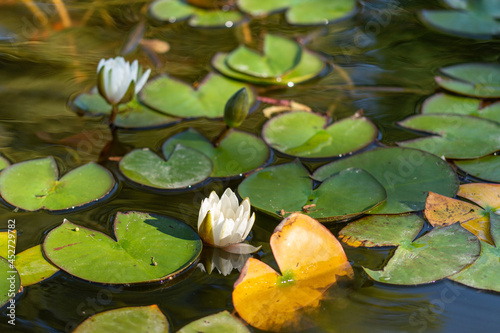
[224,88,249,128]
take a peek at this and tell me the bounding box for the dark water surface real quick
[1,0,500,332]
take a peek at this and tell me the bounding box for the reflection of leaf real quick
[73,305,169,332]
[424,183,500,244]
[178,311,250,333]
[365,223,480,285]
[233,213,353,331]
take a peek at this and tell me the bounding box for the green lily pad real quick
[226,34,302,78]
[454,155,500,183]
[72,92,180,129]
[449,214,500,292]
[237,0,357,25]
[0,155,9,171]
[421,93,500,123]
[149,0,243,28]
[74,305,169,333]
[435,63,500,98]
[0,257,20,308]
[119,145,213,190]
[0,157,115,211]
[43,212,202,284]
[420,10,500,39]
[140,73,256,118]
[162,129,269,178]
[312,147,459,214]
[178,311,250,333]
[15,245,59,286]
[444,0,500,16]
[262,111,377,159]
[339,214,424,248]
[212,49,325,86]
[237,161,386,222]
[397,114,500,159]
[364,223,480,285]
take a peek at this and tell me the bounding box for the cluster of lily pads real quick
[3,0,500,331]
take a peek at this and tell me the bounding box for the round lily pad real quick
[15,245,59,286]
[178,311,249,333]
[43,212,202,284]
[444,0,500,16]
[397,114,500,159]
[262,111,377,159]
[162,129,269,178]
[0,257,20,307]
[238,161,387,222]
[226,34,302,78]
[435,63,500,98]
[74,305,169,333]
[119,145,213,190]
[421,93,500,123]
[364,223,480,285]
[0,157,115,211]
[71,92,179,129]
[212,49,325,86]
[149,0,244,28]
[312,147,459,214]
[237,0,357,25]
[139,73,256,119]
[339,214,424,248]
[0,155,9,171]
[454,155,500,183]
[420,10,500,39]
[449,212,500,292]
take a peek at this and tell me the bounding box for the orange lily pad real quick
[424,183,500,245]
[232,213,353,331]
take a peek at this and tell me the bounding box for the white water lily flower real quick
[97,56,151,105]
[198,188,260,254]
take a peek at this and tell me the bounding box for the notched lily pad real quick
[262,111,377,159]
[119,145,213,190]
[178,311,249,333]
[339,214,424,248]
[162,128,269,178]
[364,223,480,285]
[72,92,179,129]
[15,245,59,286]
[212,48,325,86]
[435,63,500,98]
[226,34,302,78]
[74,305,169,332]
[421,93,500,123]
[237,0,357,25]
[312,147,459,214]
[454,155,500,183]
[397,114,500,159]
[0,157,115,211]
[43,212,202,285]
[140,73,256,119]
[450,213,500,292]
[0,257,20,308]
[149,0,244,28]
[238,161,386,222]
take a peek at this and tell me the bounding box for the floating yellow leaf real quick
[232,213,353,331]
[425,185,499,244]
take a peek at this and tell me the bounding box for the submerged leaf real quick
[233,213,353,331]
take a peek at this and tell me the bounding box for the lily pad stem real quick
[213,126,231,147]
[109,104,119,131]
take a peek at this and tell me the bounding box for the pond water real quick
[1,0,500,332]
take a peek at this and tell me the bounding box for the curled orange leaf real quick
[232,213,353,331]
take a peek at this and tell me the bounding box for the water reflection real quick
[197,247,250,276]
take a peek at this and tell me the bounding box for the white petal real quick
[218,218,235,247]
[212,214,227,245]
[135,68,151,93]
[223,243,261,254]
[97,58,106,72]
[241,212,255,241]
[220,190,235,220]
